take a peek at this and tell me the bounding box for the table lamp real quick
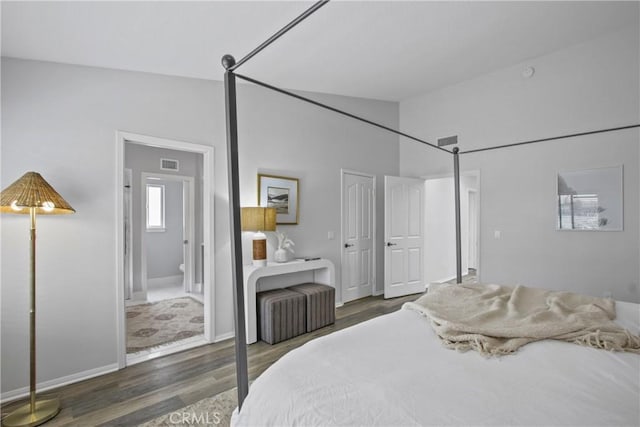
[1,171,75,427]
[241,207,276,266]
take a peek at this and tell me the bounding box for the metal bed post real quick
[235,74,451,154]
[220,0,332,411]
[459,124,639,154]
[453,147,462,284]
[227,0,330,72]
[222,54,250,409]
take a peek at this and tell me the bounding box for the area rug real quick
[127,296,204,353]
[140,387,238,427]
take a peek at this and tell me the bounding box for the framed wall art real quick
[258,173,299,224]
[557,165,623,231]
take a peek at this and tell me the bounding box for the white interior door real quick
[384,176,425,298]
[182,179,194,293]
[341,171,375,303]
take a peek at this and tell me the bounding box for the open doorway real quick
[468,188,479,274]
[424,171,480,284]
[116,132,215,368]
[137,172,197,304]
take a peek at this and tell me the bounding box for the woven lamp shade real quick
[241,207,276,232]
[0,171,75,215]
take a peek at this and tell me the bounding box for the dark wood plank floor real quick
[1,293,421,426]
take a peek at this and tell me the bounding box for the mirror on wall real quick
[557,165,623,231]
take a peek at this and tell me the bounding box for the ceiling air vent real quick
[437,135,458,147]
[160,158,179,171]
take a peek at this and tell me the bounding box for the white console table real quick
[243,258,335,344]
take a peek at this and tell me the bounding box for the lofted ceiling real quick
[2,1,638,102]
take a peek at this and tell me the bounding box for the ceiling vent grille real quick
[437,135,458,147]
[160,158,179,171]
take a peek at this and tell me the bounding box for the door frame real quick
[340,169,376,304]
[467,188,479,271]
[115,131,215,369]
[140,172,195,298]
[124,168,133,300]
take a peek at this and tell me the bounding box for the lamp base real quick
[2,397,60,427]
[252,259,267,267]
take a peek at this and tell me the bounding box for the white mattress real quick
[232,300,640,426]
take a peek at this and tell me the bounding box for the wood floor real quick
[1,293,421,427]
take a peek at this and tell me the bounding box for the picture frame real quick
[556,165,623,231]
[258,173,299,224]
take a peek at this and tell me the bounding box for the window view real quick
[558,194,602,230]
[146,183,165,231]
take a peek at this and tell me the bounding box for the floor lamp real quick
[0,172,75,427]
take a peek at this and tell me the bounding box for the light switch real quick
[494,230,501,239]
[327,231,335,240]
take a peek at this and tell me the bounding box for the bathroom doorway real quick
[138,172,197,303]
[117,132,215,367]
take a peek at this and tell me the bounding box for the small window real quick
[146,184,165,231]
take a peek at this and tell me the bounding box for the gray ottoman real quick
[257,288,306,344]
[287,283,335,332]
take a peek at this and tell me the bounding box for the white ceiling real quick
[2,1,638,101]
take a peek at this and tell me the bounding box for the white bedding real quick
[232,300,640,426]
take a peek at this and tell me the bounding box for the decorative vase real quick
[274,248,288,263]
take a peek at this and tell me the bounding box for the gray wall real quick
[237,88,400,298]
[0,57,399,395]
[400,26,639,302]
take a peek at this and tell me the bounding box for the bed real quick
[232,290,639,426]
[221,1,640,412]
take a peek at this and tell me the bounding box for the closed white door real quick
[341,171,375,303]
[384,176,425,298]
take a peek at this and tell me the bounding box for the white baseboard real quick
[127,337,207,366]
[373,289,384,296]
[130,291,147,301]
[193,282,203,294]
[148,275,183,288]
[1,363,119,403]
[436,275,457,283]
[214,331,235,342]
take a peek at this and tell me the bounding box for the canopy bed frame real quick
[220,0,640,409]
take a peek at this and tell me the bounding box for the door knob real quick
[344,243,354,248]
[386,242,397,247]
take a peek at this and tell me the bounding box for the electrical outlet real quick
[327,231,335,240]
[494,230,501,239]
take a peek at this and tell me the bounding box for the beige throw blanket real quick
[403,283,640,356]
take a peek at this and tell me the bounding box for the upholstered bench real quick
[256,288,306,344]
[287,283,335,332]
